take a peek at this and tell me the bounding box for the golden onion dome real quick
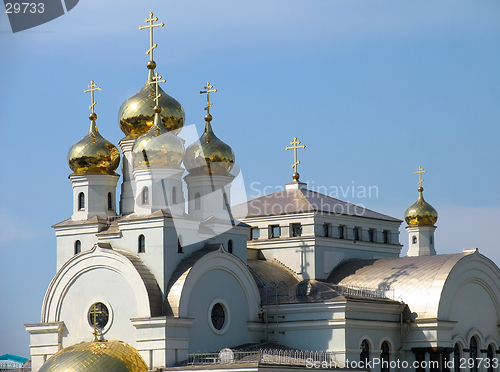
[118,70,185,139]
[68,120,120,175]
[38,340,148,372]
[132,111,185,169]
[184,114,235,176]
[404,187,438,227]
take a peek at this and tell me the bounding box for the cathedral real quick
[25,12,500,372]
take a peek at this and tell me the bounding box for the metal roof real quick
[232,188,401,222]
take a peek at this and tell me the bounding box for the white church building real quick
[25,12,500,372]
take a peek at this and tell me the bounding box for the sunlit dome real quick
[183,113,235,176]
[68,120,120,175]
[132,110,185,169]
[404,187,438,227]
[38,340,148,372]
[118,70,185,140]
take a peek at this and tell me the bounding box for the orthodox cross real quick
[200,82,217,114]
[149,72,166,106]
[286,137,306,175]
[139,12,164,61]
[84,80,101,113]
[88,303,102,341]
[414,166,426,187]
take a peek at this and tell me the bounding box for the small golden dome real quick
[38,340,148,372]
[68,120,120,175]
[404,187,438,227]
[132,112,185,169]
[118,71,185,139]
[184,117,234,176]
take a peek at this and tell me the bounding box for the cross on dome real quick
[414,165,427,188]
[200,82,217,115]
[139,12,164,63]
[84,80,101,119]
[149,72,166,109]
[286,137,306,181]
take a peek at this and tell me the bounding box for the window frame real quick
[138,234,146,253]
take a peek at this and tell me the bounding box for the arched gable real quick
[42,244,162,322]
[438,252,500,323]
[165,246,260,320]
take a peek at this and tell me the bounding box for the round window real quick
[87,302,109,330]
[211,303,225,330]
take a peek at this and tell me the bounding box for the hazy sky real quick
[1,0,499,357]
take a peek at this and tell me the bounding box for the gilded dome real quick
[132,112,185,169]
[404,187,438,227]
[118,71,185,139]
[68,120,120,175]
[38,340,148,372]
[184,115,235,176]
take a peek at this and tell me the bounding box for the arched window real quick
[470,337,478,372]
[223,193,228,210]
[487,344,495,372]
[454,343,461,372]
[380,341,390,372]
[107,192,113,211]
[360,340,370,368]
[430,235,433,245]
[228,239,233,254]
[172,186,177,204]
[138,234,145,253]
[142,187,149,205]
[74,240,81,255]
[412,235,417,244]
[78,192,85,210]
[177,235,183,254]
[194,193,201,210]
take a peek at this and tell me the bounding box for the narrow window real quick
[430,235,433,245]
[368,229,375,242]
[323,223,330,237]
[454,343,461,372]
[487,344,494,372]
[291,223,302,237]
[338,225,345,239]
[412,235,417,244]
[74,240,81,255]
[251,228,260,240]
[138,234,145,253]
[142,187,149,205]
[270,225,281,238]
[78,192,85,210]
[172,186,177,204]
[360,340,370,368]
[194,192,201,210]
[228,239,233,254]
[383,230,390,244]
[470,337,478,372]
[380,341,390,372]
[177,235,183,253]
[223,193,229,210]
[354,227,360,241]
[107,192,113,211]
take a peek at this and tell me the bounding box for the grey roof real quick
[164,244,223,316]
[327,253,469,318]
[114,248,163,317]
[232,188,401,222]
[247,259,343,304]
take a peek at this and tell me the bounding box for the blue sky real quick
[1,0,499,357]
